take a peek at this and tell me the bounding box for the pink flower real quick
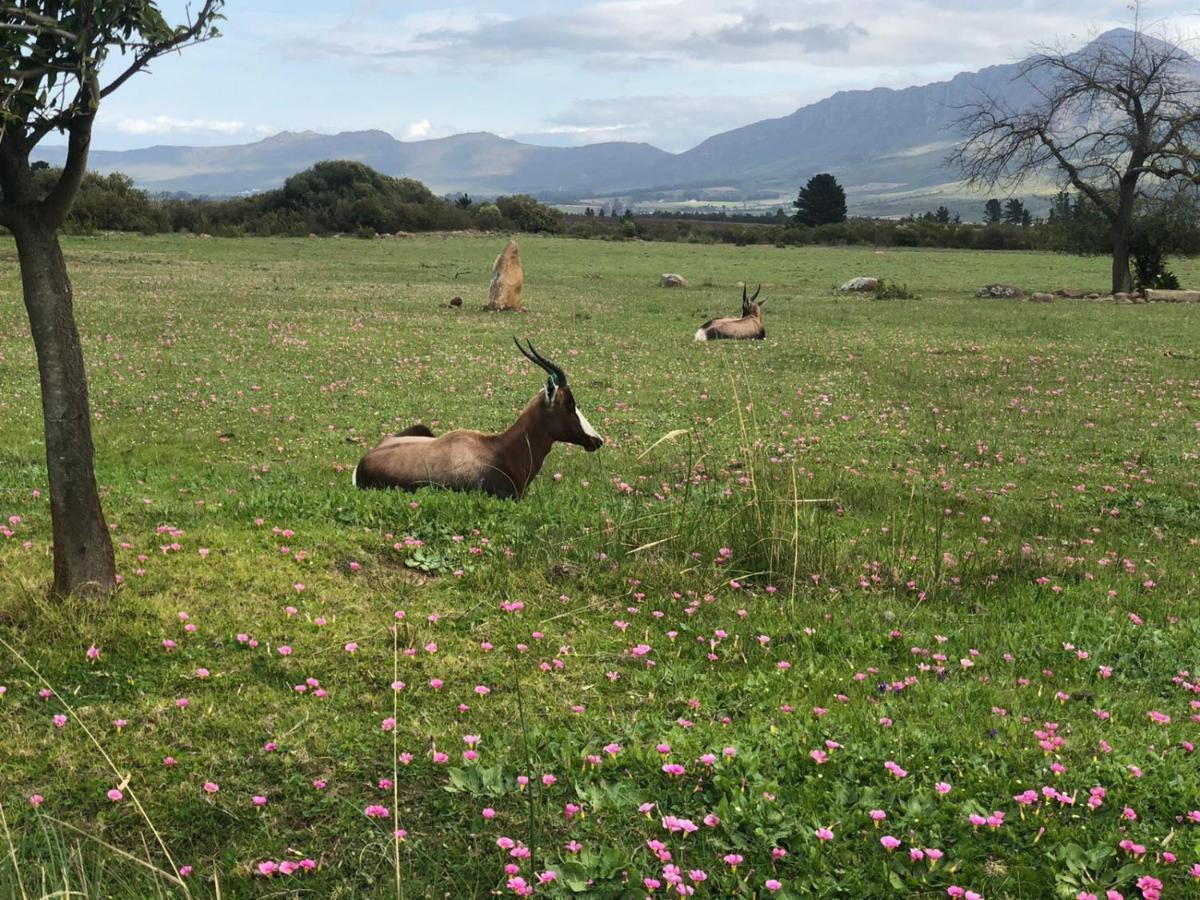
[29,794,44,807]
[107,788,123,802]
[881,835,901,851]
[203,782,220,794]
[277,646,292,657]
[52,714,67,728]
[815,826,834,841]
[723,853,743,869]
[364,804,389,818]
[86,645,100,661]
[764,879,782,892]
[253,795,268,807]
[936,781,952,794]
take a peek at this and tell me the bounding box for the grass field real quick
[1,233,1198,899]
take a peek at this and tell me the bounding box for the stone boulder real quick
[1145,289,1200,303]
[974,283,1024,299]
[486,240,525,311]
[1054,288,1086,298]
[660,273,687,288]
[838,276,879,292]
[1030,292,1055,303]
[448,296,463,308]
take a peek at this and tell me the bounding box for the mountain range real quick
[35,29,1172,216]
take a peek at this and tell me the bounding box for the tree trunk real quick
[11,213,117,597]
[1111,229,1133,295]
[1111,185,1137,295]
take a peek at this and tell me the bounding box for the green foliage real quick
[494,194,563,233]
[793,173,847,226]
[983,198,1003,224]
[872,279,918,300]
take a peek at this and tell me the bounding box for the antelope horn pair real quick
[514,336,567,387]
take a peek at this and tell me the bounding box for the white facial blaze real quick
[694,328,708,341]
[575,407,601,440]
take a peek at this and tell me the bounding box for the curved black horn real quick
[513,337,567,386]
[742,284,748,304]
[750,284,762,303]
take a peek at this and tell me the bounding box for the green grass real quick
[1,233,1199,899]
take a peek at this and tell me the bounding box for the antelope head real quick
[741,283,766,318]
[514,337,604,452]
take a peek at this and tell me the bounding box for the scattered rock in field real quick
[1146,288,1200,302]
[1054,288,1086,298]
[974,283,1024,299]
[1133,295,1148,304]
[838,276,879,292]
[1114,292,1132,303]
[486,239,525,311]
[1086,293,1100,299]
[660,273,687,288]
[550,561,584,580]
[394,231,413,238]
[1030,292,1055,303]
[448,296,463,308]
[308,233,319,239]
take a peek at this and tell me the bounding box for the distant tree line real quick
[10,161,1200,279]
[19,160,564,238]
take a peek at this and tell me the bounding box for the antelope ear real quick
[544,377,559,405]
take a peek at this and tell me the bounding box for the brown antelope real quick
[694,284,768,341]
[352,339,603,499]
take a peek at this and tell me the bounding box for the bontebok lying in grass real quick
[353,338,603,498]
[695,284,768,341]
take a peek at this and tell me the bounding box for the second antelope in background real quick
[694,284,768,341]
[352,339,603,499]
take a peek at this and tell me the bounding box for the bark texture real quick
[11,212,117,596]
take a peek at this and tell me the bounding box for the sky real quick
[76,0,1200,154]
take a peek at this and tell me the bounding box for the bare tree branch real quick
[948,5,1200,292]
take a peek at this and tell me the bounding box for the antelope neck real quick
[493,398,555,491]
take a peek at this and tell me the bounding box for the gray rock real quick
[1145,289,1200,303]
[974,283,1024,299]
[838,276,879,292]
[660,273,688,288]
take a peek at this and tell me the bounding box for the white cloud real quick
[403,118,433,140]
[114,116,272,137]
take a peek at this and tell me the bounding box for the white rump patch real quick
[576,408,601,440]
[694,328,708,342]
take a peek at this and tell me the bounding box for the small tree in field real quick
[952,9,1200,293]
[793,173,846,226]
[983,198,1002,224]
[1,2,223,597]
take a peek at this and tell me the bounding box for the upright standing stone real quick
[486,239,525,311]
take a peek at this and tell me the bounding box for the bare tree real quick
[1,2,223,597]
[951,14,1200,293]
